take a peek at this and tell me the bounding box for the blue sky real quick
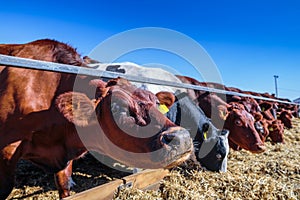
[1,0,299,100]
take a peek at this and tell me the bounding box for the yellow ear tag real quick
[203,131,207,140]
[158,104,169,114]
[269,127,274,131]
[261,107,265,112]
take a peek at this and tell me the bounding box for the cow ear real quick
[55,92,96,127]
[218,105,229,120]
[231,95,241,101]
[89,79,110,98]
[83,56,101,64]
[253,112,263,121]
[155,91,176,108]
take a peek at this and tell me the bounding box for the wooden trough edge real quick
[63,168,169,200]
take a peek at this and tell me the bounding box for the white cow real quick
[88,62,186,94]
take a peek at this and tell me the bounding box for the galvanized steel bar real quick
[0,54,298,105]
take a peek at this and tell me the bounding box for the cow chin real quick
[105,131,193,169]
[237,140,266,153]
[135,148,193,169]
[248,144,266,153]
[164,151,193,169]
[148,145,193,169]
[112,150,192,170]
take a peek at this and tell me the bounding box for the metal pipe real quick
[0,54,298,105]
[274,75,279,97]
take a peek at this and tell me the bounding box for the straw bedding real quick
[7,118,300,199]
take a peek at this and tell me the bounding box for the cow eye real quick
[235,119,242,126]
[138,101,145,107]
[216,154,222,160]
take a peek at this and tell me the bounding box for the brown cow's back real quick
[0,39,83,121]
[0,39,86,199]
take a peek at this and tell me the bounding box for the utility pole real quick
[274,75,279,97]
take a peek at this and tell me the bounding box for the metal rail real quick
[0,54,298,106]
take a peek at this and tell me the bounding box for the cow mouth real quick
[230,137,266,153]
[164,150,193,169]
[248,143,266,153]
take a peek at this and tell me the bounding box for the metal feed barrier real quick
[0,54,298,106]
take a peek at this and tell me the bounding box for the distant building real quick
[294,97,300,104]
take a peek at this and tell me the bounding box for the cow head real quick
[253,112,269,142]
[56,78,193,169]
[259,102,277,120]
[278,110,293,128]
[231,96,261,114]
[268,120,285,143]
[157,91,230,172]
[291,104,300,118]
[218,102,266,153]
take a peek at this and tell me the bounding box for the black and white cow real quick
[167,92,229,171]
[86,59,230,172]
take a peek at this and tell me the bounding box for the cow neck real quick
[171,92,207,142]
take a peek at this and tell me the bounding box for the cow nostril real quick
[162,134,176,145]
[160,128,192,152]
[255,143,266,151]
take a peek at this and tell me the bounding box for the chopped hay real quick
[7,119,300,199]
[115,118,300,199]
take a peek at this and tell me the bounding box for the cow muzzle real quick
[251,142,266,153]
[159,127,193,168]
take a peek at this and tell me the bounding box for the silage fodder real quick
[114,118,300,199]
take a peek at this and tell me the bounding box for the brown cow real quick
[225,90,286,142]
[182,78,287,144]
[0,39,193,199]
[259,102,277,120]
[210,80,287,143]
[268,119,285,143]
[183,78,290,143]
[283,104,300,118]
[194,83,261,114]
[187,83,263,138]
[253,112,269,142]
[260,94,296,127]
[177,75,265,153]
[256,102,285,143]
[252,112,284,143]
[278,109,293,128]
